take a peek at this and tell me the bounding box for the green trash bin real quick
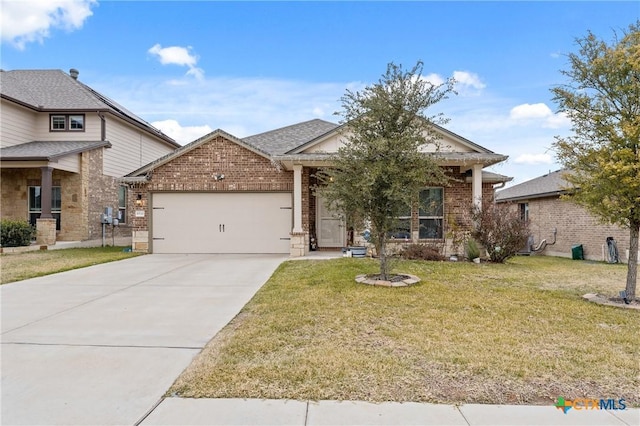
[571,244,584,260]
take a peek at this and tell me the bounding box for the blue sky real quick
[1,1,638,186]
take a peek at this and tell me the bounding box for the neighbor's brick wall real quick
[524,196,632,262]
[132,135,295,232]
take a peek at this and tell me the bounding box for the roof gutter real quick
[116,175,151,184]
[496,190,567,203]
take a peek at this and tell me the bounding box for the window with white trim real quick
[519,203,529,222]
[418,187,444,239]
[50,114,84,131]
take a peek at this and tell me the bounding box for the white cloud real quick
[186,66,205,80]
[453,71,486,89]
[510,103,553,119]
[151,119,213,144]
[93,75,349,139]
[148,43,204,80]
[415,71,484,95]
[514,153,553,165]
[148,44,197,67]
[312,107,325,116]
[509,103,571,129]
[1,0,97,49]
[543,111,571,129]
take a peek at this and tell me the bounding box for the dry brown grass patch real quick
[169,256,639,405]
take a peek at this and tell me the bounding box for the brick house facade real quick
[126,120,509,256]
[496,169,637,263]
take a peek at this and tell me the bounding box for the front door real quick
[316,195,345,248]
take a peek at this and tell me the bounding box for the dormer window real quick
[50,114,84,131]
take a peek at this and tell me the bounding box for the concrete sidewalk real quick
[140,398,639,425]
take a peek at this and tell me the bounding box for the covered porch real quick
[280,153,510,258]
[0,140,111,245]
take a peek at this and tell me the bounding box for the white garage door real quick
[152,192,292,254]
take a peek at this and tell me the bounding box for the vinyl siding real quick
[103,115,176,177]
[56,153,81,173]
[34,112,102,141]
[0,101,37,147]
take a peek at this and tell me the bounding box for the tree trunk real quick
[626,220,639,301]
[377,232,389,280]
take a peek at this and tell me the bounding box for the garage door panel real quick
[152,193,292,254]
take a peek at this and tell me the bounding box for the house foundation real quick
[290,231,309,257]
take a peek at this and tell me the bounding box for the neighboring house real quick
[124,119,510,256]
[0,69,180,245]
[496,169,636,263]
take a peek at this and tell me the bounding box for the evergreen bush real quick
[0,219,34,247]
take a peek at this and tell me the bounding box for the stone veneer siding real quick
[518,196,635,262]
[0,148,130,242]
[86,149,132,241]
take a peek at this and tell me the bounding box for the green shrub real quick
[1,219,34,247]
[399,243,446,261]
[465,238,481,260]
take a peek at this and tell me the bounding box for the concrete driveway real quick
[1,254,286,425]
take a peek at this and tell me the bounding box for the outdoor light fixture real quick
[135,194,145,207]
[213,173,225,181]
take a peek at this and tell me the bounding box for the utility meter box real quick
[101,207,113,224]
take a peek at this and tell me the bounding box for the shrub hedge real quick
[0,219,34,247]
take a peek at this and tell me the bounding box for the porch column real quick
[292,164,303,233]
[36,166,56,245]
[472,163,483,210]
[40,166,53,218]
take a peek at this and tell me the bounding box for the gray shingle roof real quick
[496,169,569,202]
[0,140,111,161]
[0,69,178,147]
[243,119,340,155]
[482,171,512,183]
[1,69,107,110]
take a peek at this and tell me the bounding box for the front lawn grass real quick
[170,256,639,405]
[0,246,142,284]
